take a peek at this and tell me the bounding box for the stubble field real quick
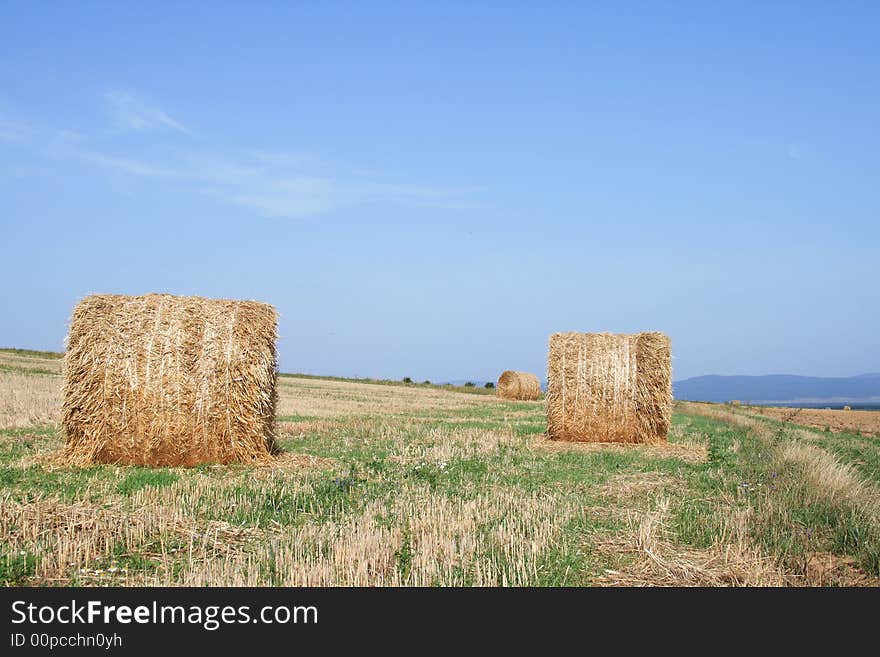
[739,404,880,437]
[2,349,879,586]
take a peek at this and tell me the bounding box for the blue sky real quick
[1,2,878,382]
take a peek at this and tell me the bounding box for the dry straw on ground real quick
[61,293,279,466]
[546,332,671,443]
[496,370,541,401]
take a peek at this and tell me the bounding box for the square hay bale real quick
[546,332,671,443]
[496,370,541,400]
[61,293,279,466]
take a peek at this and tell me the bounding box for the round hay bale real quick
[546,332,671,444]
[496,371,541,401]
[61,293,279,466]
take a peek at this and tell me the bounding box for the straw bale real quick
[61,293,278,466]
[496,370,541,401]
[546,332,671,443]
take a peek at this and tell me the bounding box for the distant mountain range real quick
[673,373,880,404]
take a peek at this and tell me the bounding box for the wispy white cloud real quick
[1,92,477,219]
[105,91,189,134]
[79,152,186,178]
[84,149,473,218]
[358,181,481,202]
[227,177,338,218]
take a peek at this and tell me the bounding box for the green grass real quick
[0,426,57,438]
[0,363,57,376]
[116,469,180,495]
[0,347,63,359]
[669,407,880,578]
[277,414,322,423]
[0,463,119,502]
[0,548,37,585]
[713,407,880,487]
[792,429,880,486]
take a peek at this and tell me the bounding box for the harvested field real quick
[0,349,63,375]
[531,435,708,464]
[276,375,495,418]
[2,349,879,586]
[741,405,880,437]
[0,372,62,430]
